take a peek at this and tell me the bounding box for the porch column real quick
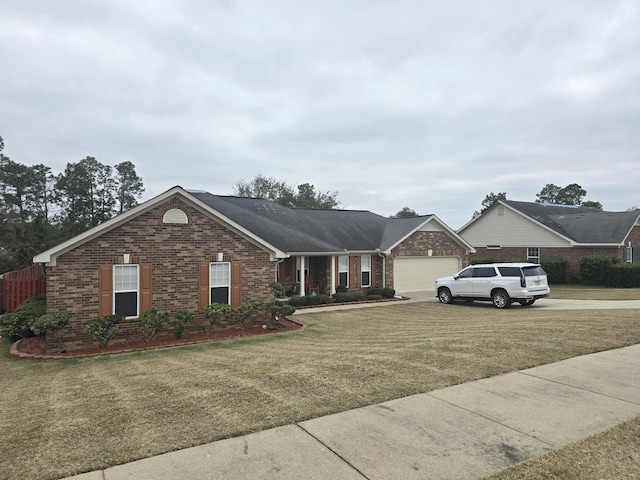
[330,255,336,294]
[300,255,306,296]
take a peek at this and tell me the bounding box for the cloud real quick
[1,0,639,228]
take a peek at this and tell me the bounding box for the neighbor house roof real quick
[461,200,640,245]
[34,186,475,264]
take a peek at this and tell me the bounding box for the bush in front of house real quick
[0,294,46,341]
[288,296,310,307]
[138,308,170,342]
[172,310,194,339]
[366,286,384,297]
[332,292,364,303]
[604,264,640,288]
[367,294,381,300]
[579,254,618,285]
[335,285,348,293]
[204,302,231,332]
[33,312,69,354]
[540,258,569,284]
[84,314,122,348]
[470,257,494,265]
[231,300,264,331]
[381,288,396,298]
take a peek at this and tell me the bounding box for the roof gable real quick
[462,200,640,245]
[34,186,473,264]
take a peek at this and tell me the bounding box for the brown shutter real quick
[99,265,113,317]
[198,261,209,313]
[231,262,242,306]
[140,264,153,314]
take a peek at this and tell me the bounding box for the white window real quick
[114,264,139,318]
[487,245,501,250]
[338,256,349,287]
[296,257,309,282]
[210,262,231,304]
[527,247,540,264]
[361,255,371,287]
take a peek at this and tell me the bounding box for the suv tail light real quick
[520,272,526,288]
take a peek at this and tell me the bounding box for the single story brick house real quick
[33,186,474,350]
[458,200,640,273]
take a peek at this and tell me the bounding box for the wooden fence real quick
[0,264,47,313]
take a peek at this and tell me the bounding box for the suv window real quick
[497,267,521,277]
[473,267,497,278]
[522,266,546,276]
[457,268,474,279]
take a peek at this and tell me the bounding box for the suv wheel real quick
[438,287,454,304]
[492,289,511,309]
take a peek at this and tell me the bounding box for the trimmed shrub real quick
[540,258,569,284]
[332,292,364,303]
[367,294,381,300]
[366,286,384,297]
[335,285,348,293]
[470,257,494,265]
[33,312,69,354]
[604,264,640,288]
[381,288,396,298]
[172,310,194,339]
[0,294,46,341]
[84,314,122,348]
[138,308,170,342]
[579,255,618,285]
[288,296,310,307]
[204,302,231,332]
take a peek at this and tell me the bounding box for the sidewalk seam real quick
[518,371,640,407]
[425,393,558,448]
[295,423,371,480]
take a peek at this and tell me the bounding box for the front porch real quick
[277,254,383,296]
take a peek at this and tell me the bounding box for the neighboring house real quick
[458,200,640,273]
[33,186,474,350]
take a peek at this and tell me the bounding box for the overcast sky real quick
[1,0,639,229]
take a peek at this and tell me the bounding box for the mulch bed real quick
[11,317,304,360]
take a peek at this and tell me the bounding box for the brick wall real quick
[46,196,275,351]
[472,245,623,275]
[384,231,471,289]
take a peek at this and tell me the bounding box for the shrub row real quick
[288,295,332,307]
[365,286,396,298]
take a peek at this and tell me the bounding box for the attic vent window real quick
[163,208,188,224]
[497,206,505,216]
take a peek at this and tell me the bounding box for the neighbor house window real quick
[114,264,139,318]
[361,255,371,287]
[338,256,349,287]
[210,262,231,304]
[296,257,309,282]
[625,246,633,263]
[527,247,540,264]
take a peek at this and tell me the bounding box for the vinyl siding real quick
[461,206,571,247]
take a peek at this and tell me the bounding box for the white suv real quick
[435,263,550,309]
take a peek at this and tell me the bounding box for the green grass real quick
[0,294,639,479]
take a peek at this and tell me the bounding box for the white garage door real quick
[394,257,460,293]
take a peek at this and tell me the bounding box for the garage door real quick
[393,257,460,292]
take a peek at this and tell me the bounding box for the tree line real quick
[0,136,144,273]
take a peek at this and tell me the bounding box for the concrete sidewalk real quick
[63,344,640,480]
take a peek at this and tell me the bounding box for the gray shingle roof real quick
[189,191,434,253]
[503,200,640,244]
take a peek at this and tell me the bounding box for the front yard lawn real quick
[1,298,639,479]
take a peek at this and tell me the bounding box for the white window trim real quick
[210,262,231,304]
[338,255,349,288]
[625,246,633,263]
[113,264,139,319]
[527,247,540,264]
[361,255,371,287]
